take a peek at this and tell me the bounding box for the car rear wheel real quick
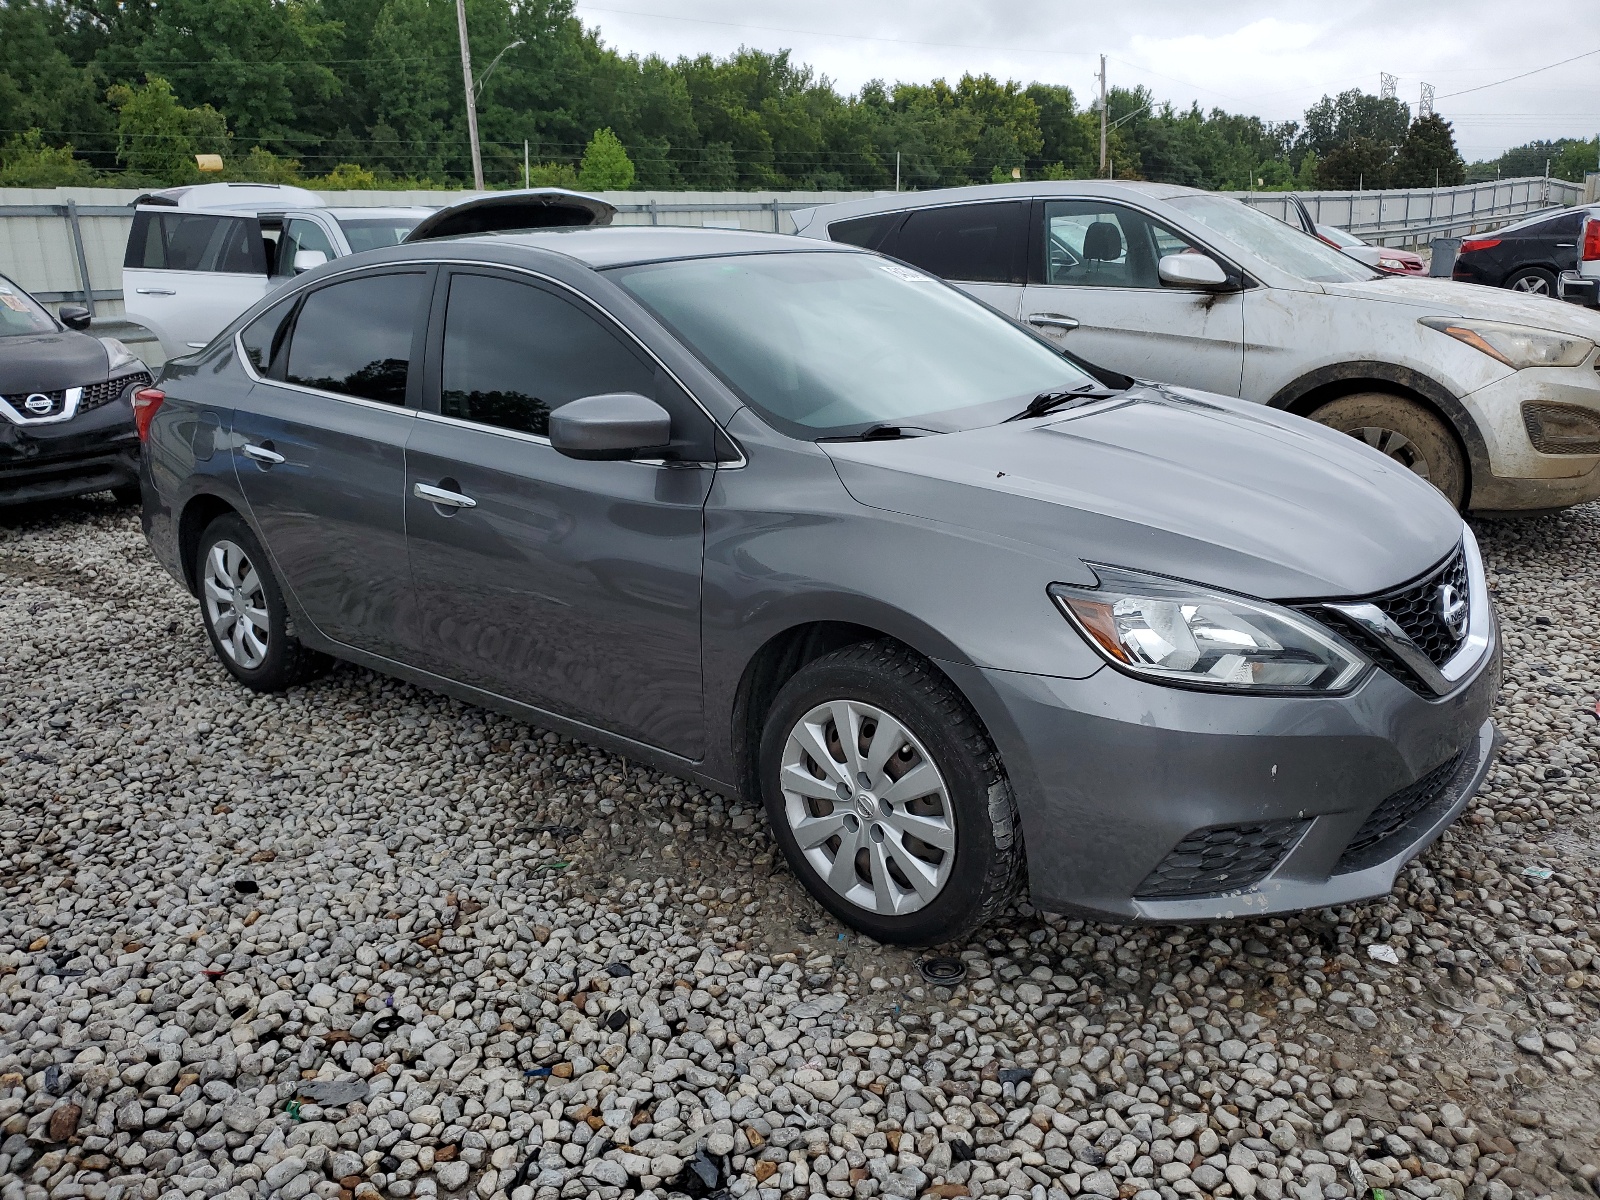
[758,640,1021,945]
[1310,392,1467,509]
[1506,267,1557,297]
[195,513,331,692]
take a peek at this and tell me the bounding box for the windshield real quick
[336,216,423,253]
[612,251,1099,436]
[0,275,56,337]
[1170,196,1379,284]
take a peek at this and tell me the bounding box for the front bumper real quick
[0,393,140,506]
[1461,363,1600,512]
[948,627,1499,922]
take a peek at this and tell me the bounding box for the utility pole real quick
[895,151,900,193]
[524,140,530,189]
[454,0,484,190]
[1097,55,1108,178]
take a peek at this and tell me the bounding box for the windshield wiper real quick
[819,423,939,442]
[1005,383,1122,422]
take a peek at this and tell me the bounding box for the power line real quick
[1437,47,1600,99]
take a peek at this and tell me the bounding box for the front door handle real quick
[1028,313,1080,331]
[134,288,177,296]
[414,482,477,509]
[241,442,284,465]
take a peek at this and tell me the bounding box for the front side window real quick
[125,212,265,274]
[283,272,426,405]
[440,273,656,437]
[0,274,57,337]
[1042,200,1202,288]
[277,219,337,277]
[613,251,1098,437]
[1168,194,1377,284]
[886,201,1026,284]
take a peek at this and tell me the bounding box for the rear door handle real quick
[134,288,177,296]
[241,443,284,465]
[1028,313,1080,331]
[413,482,477,509]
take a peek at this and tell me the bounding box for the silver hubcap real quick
[1347,426,1431,480]
[1512,275,1550,295]
[204,540,269,669]
[779,699,955,916]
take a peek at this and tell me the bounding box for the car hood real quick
[1321,275,1600,338]
[0,330,109,393]
[823,386,1463,601]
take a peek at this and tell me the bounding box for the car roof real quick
[444,225,859,268]
[794,179,1210,229]
[314,207,434,220]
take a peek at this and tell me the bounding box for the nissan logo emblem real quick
[23,393,54,415]
[1437,583,1469,640]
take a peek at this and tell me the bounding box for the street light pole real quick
[454,0,484,189]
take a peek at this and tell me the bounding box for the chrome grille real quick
[79,371,151,413]
[1,389,67,418]
[1373,547,1469,667]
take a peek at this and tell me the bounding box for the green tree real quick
[0,130,99,187]
[1392,114,1465,187]
[106,76,231,184]
[578,128,635,189]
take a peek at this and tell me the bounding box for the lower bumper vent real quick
[1335,752,1466,874]
[1135,819,1307,900]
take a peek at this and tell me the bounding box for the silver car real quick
[796,182,1600,513]
[138,227,1498,943]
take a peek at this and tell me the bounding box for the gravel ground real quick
[2,497,1599,1200]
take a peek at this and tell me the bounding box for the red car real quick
[1316,223,1428,274]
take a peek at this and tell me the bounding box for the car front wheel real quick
[1310,392,1467,509]
[195,512,331,691]
[758,640,1021,945]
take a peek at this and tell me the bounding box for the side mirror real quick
[58,305,92,331]
[548,392,672,461]
[1158,253,1229,289]
[293,249,329,273]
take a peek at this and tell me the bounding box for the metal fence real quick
[0,176,1584,324]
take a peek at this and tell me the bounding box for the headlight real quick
[1419,317,1594,369]
[1049,566,1368,694]
[1378,257,1407,271]
[98,337,146,376]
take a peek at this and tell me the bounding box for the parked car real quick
[1558,210,1600,310]
[0,271,152,505]
[794,181,1600,513]
[138,227,1498,942]
[123,183,615,358]
[1451,203,1600,296]
[1315,224,1426,274]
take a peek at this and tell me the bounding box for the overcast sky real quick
[570,0,1600,162]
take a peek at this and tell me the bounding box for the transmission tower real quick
[1380,73,1398,101]
[1419,83,1435,118]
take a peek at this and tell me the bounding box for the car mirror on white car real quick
[548,392,673,461]
[293,249,329,273]
[1158,253,1229,289]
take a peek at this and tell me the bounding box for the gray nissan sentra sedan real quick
[136,227,1499,944]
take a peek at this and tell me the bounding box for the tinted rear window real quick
[828,211,903,252]
[283,272,426,405]
[125,211,266,274]
[884,201,1027,284]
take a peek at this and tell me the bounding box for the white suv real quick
[1558,210,1600,311]
[123,183,614,359]
[795,181,1600,512]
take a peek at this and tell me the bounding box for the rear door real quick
[229,266,432,659]
[874,200,1029,317]
[1018,198,1244,394]
[123,210,272,355]
[403,267,717,756]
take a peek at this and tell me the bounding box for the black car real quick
[1,272,153,506]
[1452,204,1600,296]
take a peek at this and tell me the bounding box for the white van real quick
[122,184,615,358]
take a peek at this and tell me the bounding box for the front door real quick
[228,267,432,658]
[404,268,717,757]
[1018,198,1245,395]
[123,209,272,356]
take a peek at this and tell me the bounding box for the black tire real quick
[1310,391,1468,510]
[111,483,141,506]
[758,640,1021,945]
[1505,267,1557,298]
[195,512,331,692]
